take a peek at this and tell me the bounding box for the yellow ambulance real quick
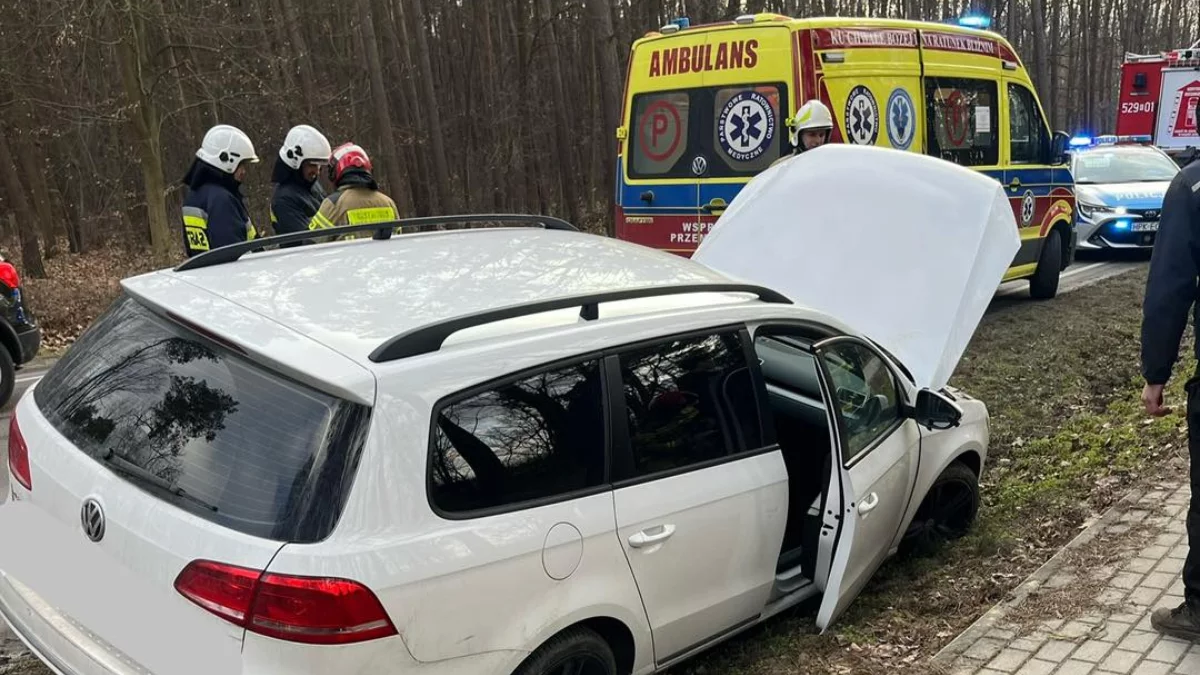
[614,14,1076,299]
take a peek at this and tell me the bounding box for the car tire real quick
[901,460,980,555]
[0,345,15,409]
[1028,231,1062,300]
[513,627,618,675]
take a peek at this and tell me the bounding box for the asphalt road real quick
[990,254,1148,310]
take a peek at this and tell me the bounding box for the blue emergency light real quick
[957,15,992,29]
[673,17,690,29]
[1068,135,1093,148]
[1113,219,1132,230]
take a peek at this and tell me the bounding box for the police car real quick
[1069,134,1181,250]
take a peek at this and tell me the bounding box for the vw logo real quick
[691,155,708,176]
[81,498,106,543]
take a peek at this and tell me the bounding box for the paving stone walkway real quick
[934,481,1200,675]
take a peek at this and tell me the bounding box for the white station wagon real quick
[1,145,1015,675]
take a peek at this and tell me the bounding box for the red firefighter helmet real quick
[328,142,373,184]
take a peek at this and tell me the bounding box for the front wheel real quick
[1028,232,1062,300]
[901,461,980,555]
[514,627,618,675]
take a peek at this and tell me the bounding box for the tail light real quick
[8,415,31,490]
[174,560,397,645]
[0,262,19,292]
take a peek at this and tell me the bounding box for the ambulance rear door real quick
[696,23,793,226]
[619,30,710,255]
[1155,68,1200,153]
[808,23,923,154]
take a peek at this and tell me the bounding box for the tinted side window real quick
[619,331,764,478]
[925,77,999,167]
[430,360,606,514]
[819,341,901,463]
[1008,84,1048,164]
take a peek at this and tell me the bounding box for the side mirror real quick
[1050,130,1070,166]
[912,389,964,431]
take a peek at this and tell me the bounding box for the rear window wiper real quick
[101,450,219,512]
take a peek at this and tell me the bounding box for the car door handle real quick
[701,198,727,214]
[857,492,880,515]
[1008,177,1021,191]
[628,524,676,548]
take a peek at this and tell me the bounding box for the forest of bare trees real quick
[0,0,1197,280]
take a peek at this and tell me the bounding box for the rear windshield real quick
[627,83,788,179]
[33,295,370,543]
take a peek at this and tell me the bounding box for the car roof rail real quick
[368,282,793,363]
[174,213,579,272]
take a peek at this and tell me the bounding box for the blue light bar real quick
[1113,219,1132,230]
[1095,135,1117,145]
[1116,134,1152,144]
[957,15,992,29]
[673,17,691,29]
[1069,136,1093,147]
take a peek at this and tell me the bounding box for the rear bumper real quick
[0,572,135,675]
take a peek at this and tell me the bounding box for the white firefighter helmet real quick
[789,100,834,149]
[195,124,259,174]
[278,124,332,170]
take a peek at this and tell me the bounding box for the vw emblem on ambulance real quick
[691,155,708,176]
[81,498,106,543]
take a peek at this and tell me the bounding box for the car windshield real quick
[1072,148,1179,184]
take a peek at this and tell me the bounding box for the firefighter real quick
[771,100,835,168]
[270,124,332,248]
[181,124,260,257]
[1139,95,1200,640]
[308,142,399,239]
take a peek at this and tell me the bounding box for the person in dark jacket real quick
[1140,96,1200,640]
[270,124,331,248]
[181,124,260,257]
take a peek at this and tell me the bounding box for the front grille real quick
[1128,208,1160,220]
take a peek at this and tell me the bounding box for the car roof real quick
[132,228,790,367]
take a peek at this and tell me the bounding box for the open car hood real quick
[693,144,1020,392]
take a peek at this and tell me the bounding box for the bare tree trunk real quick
[115,3,173,261]
[536,0,583,226]
[400,0,455,212]
[357,0,408,208]
[15,136,59,258]
[0,127,45,278]
[589,0,623,235]
[279,0,320,117]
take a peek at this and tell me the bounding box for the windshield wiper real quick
[101,451,219,512]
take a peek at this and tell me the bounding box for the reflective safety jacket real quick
[309,186,399,233]
[181,161,255,257]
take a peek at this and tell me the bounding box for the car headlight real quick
[1077,201,1125,220]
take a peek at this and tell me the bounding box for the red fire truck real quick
[1115,41,1200,164]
